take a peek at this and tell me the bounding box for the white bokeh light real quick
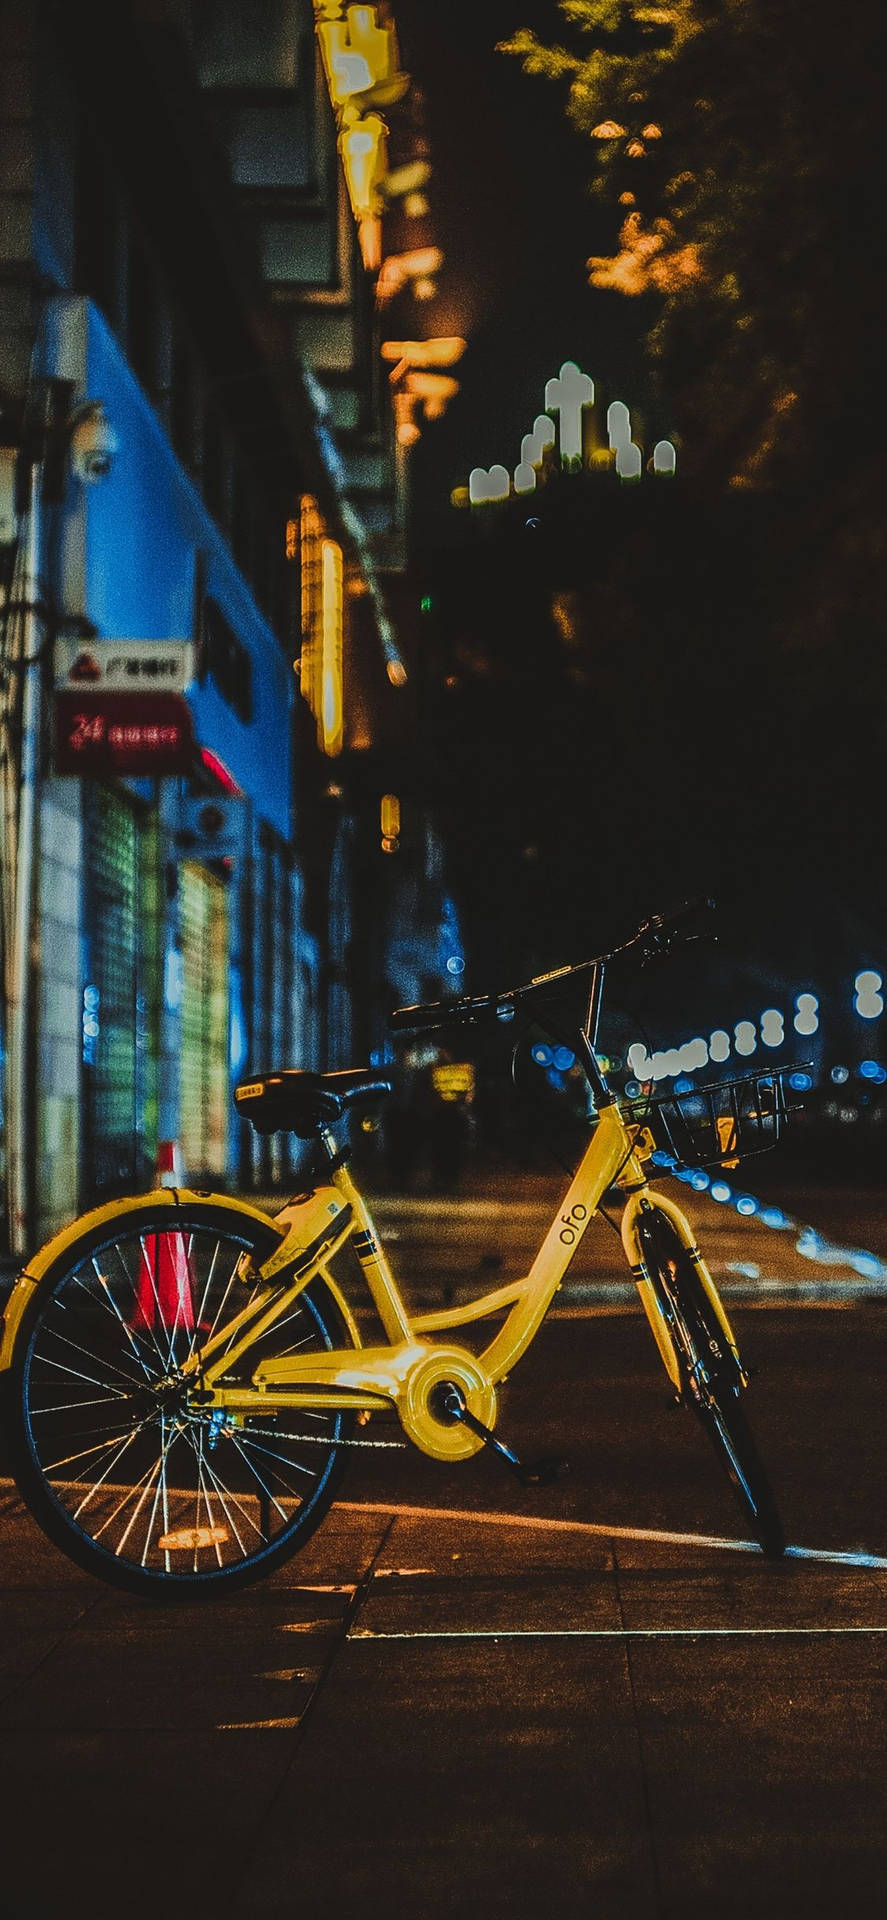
[854,970,883,1019]
[793,992,819,1036]
[760,1009,785,1047]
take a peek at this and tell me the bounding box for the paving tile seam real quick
[214,1579,375,1737]
[613,1554,666,1917]
[347,1626,887,1640]
[0,1589,104,1712]
[227,1510,398,1917]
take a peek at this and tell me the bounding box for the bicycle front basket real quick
[630,1068,797,1172]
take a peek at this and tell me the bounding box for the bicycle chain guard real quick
[398,1346,497,1462]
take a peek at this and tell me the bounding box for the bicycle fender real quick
[621,1188,743,1390]
[0,1188,284,1371]
[631,1187,742,1360]
[621,1191,687,1392]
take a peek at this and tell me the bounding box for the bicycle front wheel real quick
[5,1196,356,1599]
[637,1207,785,1558]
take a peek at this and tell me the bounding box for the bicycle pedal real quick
[514,1456,571,1489]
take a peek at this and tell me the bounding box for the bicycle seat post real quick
[318,1125,342,1166]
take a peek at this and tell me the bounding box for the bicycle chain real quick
[235,1423,407,1450]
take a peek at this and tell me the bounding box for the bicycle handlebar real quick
[387,897,716,1035]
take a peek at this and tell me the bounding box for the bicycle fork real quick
[621,1188,748,1393]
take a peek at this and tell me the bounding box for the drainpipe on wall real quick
[5,454,44,1255]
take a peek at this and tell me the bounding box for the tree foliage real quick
[500,1,885,514]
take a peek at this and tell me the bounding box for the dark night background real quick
[384,1,887,1044]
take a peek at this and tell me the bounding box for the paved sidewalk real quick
[2,1475,887,1919]
[2,1298,887,1917]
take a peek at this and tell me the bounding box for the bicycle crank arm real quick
[433,1383,570,1489]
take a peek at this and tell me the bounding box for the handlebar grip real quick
[387,998,451,1032]
[387,993,504,1034]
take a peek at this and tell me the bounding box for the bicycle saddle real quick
[233,1068,393,1138]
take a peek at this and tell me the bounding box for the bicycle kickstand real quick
[434,1383,571,1490]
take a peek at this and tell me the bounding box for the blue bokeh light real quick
[760,1206,791,1229]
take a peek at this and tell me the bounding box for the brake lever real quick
[639,928,718,967]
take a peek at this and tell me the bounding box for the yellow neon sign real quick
[320,541,345,756]
[380,792,400,851]
[340,113,387,219]
[381,337,466,370]
[316,5,394,105]
[314,3,402,237]
[297,499,344,757]
[320,538,344,758]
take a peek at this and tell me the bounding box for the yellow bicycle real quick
[1,903,795,1597]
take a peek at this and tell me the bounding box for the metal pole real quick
[6,457,43,1254]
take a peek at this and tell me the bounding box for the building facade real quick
[0,0,462,1249]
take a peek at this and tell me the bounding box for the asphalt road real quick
[359,1170,887,1310]
[1,1280,886,1917]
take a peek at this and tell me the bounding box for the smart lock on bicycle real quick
[1,899,798,1597]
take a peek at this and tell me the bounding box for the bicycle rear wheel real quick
[5,1197,356,1599]
[636,1207,785,1557]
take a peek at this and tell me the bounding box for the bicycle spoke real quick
[168,1233,195,1350]
[200,1247,247,1357]
[225,1430,292,1525]
[86,1450,166,1543]
[133,1231,198,1371]
[34,1321,147,1394]
[71,1422,151,1523]
[193,1429,224,1569]
[29,1351,135,1400]
[116,1239,174,1376]
[236,1430,319,1483]
[141,1424,175,1568]
[196,1451,254,1555]
[30,1393,140,1418]
[77,1265,158,1380]
[257,1311,316,1354]
[38,1423,147,1478]
[191,1234,223,1339]
[116,1451,170,1558]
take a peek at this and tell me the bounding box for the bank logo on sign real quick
[55,639,195,693]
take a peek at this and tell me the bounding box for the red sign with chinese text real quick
[54,692,195,776]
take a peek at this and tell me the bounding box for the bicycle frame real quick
[170,1096,745,1463]
[0,935,747,1467]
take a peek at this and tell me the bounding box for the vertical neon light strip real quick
[300,494,321,733]
[321,538,344,756]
